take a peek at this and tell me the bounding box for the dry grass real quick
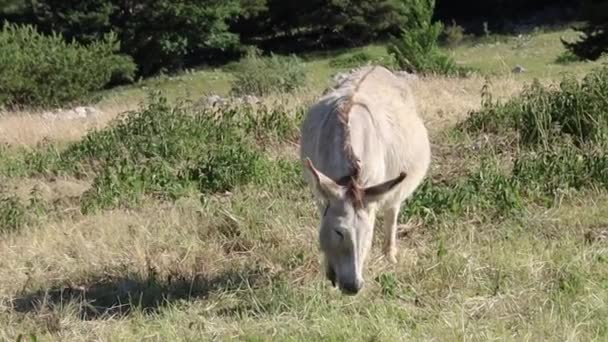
[0,100,138,147]
[411,75,524,132]
[0,74,522,147]
[1,181,606,340]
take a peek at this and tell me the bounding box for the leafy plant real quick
[561,0,608,61]
[27,0,243,76]
[462,66,608,147]
[387,0,469,76]
[0,195,27,233]
[9,92,303,212]
[329,51,396,70]
[230,48,307,97]
[442,19,466,47]
[0,22,136,108]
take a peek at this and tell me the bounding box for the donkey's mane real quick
[334,66,378,208]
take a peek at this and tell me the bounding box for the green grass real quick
[450,28,607,79]
[91,28,608,110]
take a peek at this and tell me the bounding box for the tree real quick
[562,0,608,60]
[234,0,409,51]
[26,0,243,76]
[387,0,464,76]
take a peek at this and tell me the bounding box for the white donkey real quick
[300,65,431,295]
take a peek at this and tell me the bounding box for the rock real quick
[585,227,608,244]
[242,95,260,105]
[333,72,350,84]
[395,70,419,81]
[41,106,100,120]
[512,65,526,74]
[205,94,225,106]
[73,106,88,118]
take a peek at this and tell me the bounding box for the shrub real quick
[442,20,466,47]
[513,145,608,195]
[13,93,303,212]
[400,140,608,224]
[26,0,243,76]
[329,51,397,70]
[0,195,27,233]
[561,0,608,61]
[234,0,410,50]
[402,157,522,222]
[555,51,580,65]
[230,48,307,97]
[0,22,136,108]
[462,66,608,147]
[387,0,468,76]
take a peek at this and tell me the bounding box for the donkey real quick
[300,65,431,295]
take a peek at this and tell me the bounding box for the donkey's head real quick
[304,158,406,295]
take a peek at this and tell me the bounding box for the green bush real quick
[555,51,580,65]
[26,0,243,76]
[0,22,136,108]
[402,157,522,222]
[442,20,466,47]
[0,195,27,233]
[462,66,608,147]
[387,0,468,76]
[328,51,396,70]
[400,141,608,223]
[230,48,307,97]
[233,0,410,49]
[407,64,608,223]
[13,93,302,212]
[561,0,608,61]
[513,145,608,195]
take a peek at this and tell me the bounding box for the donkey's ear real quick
[304,158,343,200]
[363,172,407,204]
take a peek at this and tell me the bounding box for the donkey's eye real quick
[335,230,344,239]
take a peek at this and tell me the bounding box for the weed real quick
[462,66,608,147]
[0,23,135,108]
[329,51,396,70]
[230,48,307,97]
[442,20,466,48]
[555,51,580,65]
[0,194,27,233]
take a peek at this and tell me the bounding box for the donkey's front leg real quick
[382,205,400,263]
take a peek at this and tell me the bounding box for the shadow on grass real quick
[9,266,265,320]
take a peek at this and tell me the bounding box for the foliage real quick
[10,93,302,212]
[26,0,243,76]
[235,0,409,50]
[462,66,608,147]
[513,145,608,195]
[0,194,27,233]
[402,157,523,222]
[554,50,580,64]
[562,0,608,61]
[328,51,397,70]
[230,48,307,97]
[442,20,466,47]
[406,65,608,223]
[433,0,578,35]
[0,22,136,108]
[387,0,467,76]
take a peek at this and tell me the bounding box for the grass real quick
[450,28,607,79]
[1,25,608,341]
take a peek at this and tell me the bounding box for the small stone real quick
[512,65,526,74]
[395,70,419,81]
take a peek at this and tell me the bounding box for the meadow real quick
[1,27,608,341]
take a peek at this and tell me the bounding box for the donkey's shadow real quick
[9,266,264,320]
